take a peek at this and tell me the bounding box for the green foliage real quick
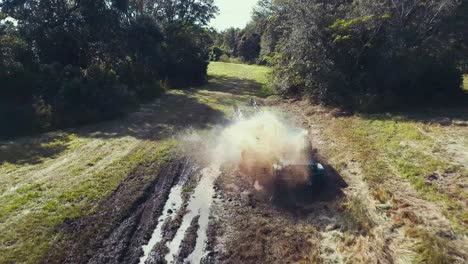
[237,32,261,63]
[265,0,467,111]
[209,46,224,61]
[0,0,218,138]
[212,18,265,64]
[162,24,211,88]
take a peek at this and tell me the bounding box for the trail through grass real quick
[0,62,270,263]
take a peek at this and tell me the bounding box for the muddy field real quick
[2,63,466,264]
[44,149,348,264]
[30,103,468,264]
[53,101,467,264]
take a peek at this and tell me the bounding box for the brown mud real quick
[202,153,348,264]
[43,121,350,264]
[45,158,190,264]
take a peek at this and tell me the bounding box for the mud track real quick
[46,158,189,264]
[204,153,348,264]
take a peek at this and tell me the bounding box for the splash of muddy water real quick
[139,111,309,263]
[213,111,310,187]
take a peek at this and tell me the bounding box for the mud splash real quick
[139,111,312,263]
[213,111,311,189]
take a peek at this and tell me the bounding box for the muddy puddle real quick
[52,110,350,264]
[140,164,220,264]
[139,184,183,263]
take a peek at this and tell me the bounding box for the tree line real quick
[2,0,467,138]
[211,0,467,111]
[0,0,218,137]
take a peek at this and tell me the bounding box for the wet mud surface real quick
[45,158,188,264]
[45,145,348,264]
[204,152,348,264]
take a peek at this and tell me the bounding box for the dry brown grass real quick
[279,101,468,263]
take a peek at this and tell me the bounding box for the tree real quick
[0,0,219,137]
[237,32,261,62]
[220,27,240,56]
[209,46,223,61]
[267,0,466,111]
[145,0,218,26]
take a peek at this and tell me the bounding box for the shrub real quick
[0,0,217,138]
[237,32,261,63]
[270,0,466,111]
[162,24,210,88]
[209,46,223,61]
[53,64,134,126]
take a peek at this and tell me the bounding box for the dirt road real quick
[1,62,467,263]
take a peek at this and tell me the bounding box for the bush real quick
[209,46,223,61]
[0,0,219,138]
[54,64,134,126]
[0,33,38,104]
[162,24,210,88]
[271,0,466,111]
[237,32,261,63]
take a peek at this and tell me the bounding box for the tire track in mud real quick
[46,158,187,263]
[141,165,220,264]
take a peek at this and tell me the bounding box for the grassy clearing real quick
[208,62,273,97]
[317,111,467,262]
[331,115,466,228]
[405,227,456,264]
[0,61,271,263]
[169,62,273,119]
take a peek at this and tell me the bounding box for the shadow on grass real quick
[359,105,468,124]
[0,92,228,166]
[0,75,263,165]
[76,92,229,141]
[0,134,71,166]
[204,75,269,98]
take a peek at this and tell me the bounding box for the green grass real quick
[173,62,274,118]
[0,138,176,263]
[208,62,273,97]
[406,228,456,264]
[332,115,465,228]
[321,113,466,261]
[208,62,271,85]
[0,60,273,263]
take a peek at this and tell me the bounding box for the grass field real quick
[284,102,468,262]
[0,62,269,263]
[207,62,273,97]
[1,63,466,263]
